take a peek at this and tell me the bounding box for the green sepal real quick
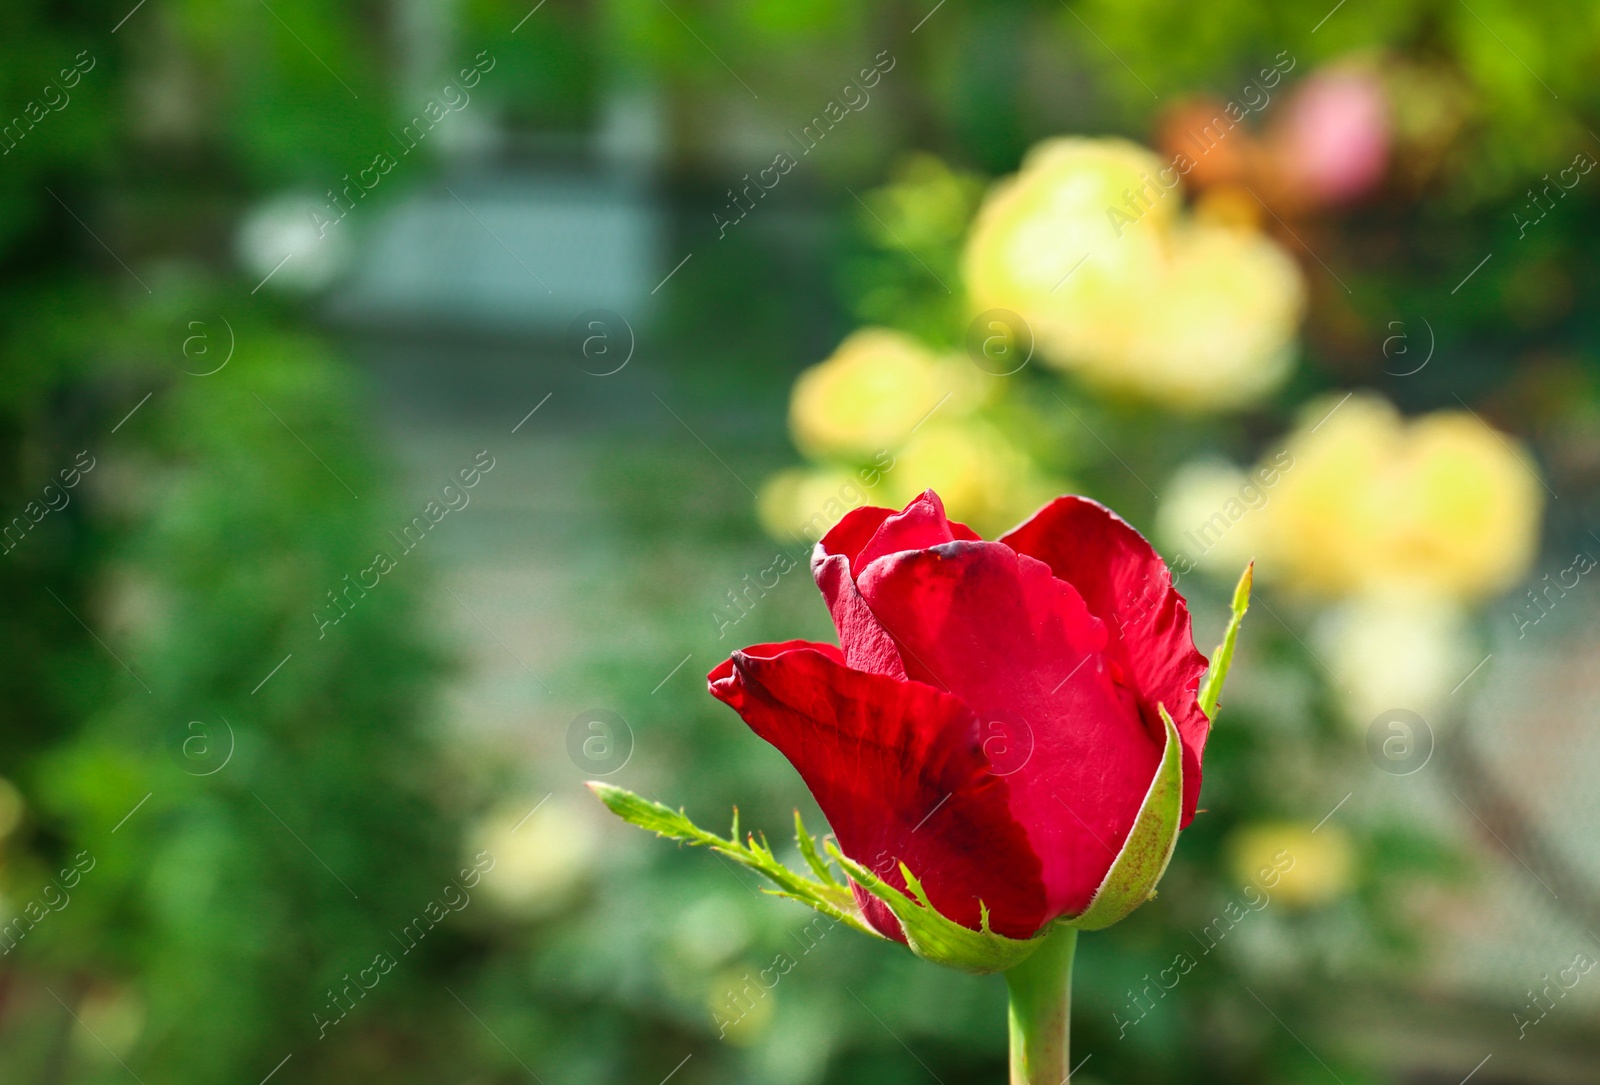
[1198,561,1253,721]
[586,782,877,936]
[833,846,1050,975]
[1058,705,1184,931]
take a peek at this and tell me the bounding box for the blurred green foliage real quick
[0,3,482,1083]
[2,1,1597,1083]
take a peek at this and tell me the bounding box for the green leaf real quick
[1059,705,1184,932]
[833,847,1050,975]
[586,782,876,936]
[1198,561,1253,721]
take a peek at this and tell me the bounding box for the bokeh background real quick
[3,1,1599,1082]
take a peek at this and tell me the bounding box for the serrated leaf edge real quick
[586,782,876,936]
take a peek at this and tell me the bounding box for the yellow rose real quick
[964,137,1304,411]
[1258,394,1393,595]
[1228,821,1355,909]
[1103,224,1300,407]
[788,329,955,460]
[1262,394,1542,600]
[1372,411,1542,597]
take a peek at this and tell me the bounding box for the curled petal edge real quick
[586,782,879,938]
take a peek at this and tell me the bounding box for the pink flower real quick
[1279,69,1390,205]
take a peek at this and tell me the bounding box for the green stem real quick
[1005,925,1078,1085]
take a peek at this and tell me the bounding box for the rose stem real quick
[1005,924,1078,1085]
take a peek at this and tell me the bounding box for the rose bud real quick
[707,491,1233,960]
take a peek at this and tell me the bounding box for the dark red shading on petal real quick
[851,490,981,574]
[855,541,1160,918]
[707,641,1049,939]
[1002,497,1211,825]
[812,492,981,679]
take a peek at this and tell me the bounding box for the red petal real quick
[855,541,1161,918]
[706,638,845,677]
[812,492,980,678]
[811,554,907,680]
[708,641,1049,939]
[1002,497,1211,825]
[851,490,981,573]
[816,503,897,572]
[812,504,905,677]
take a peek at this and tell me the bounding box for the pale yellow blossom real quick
[470,795,598,918]
[1228,821,1356,909]
[1262,394,1542,600]
[788,329,959,460]
[964,137,1305,411]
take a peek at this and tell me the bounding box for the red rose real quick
[708,491,1211,941]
